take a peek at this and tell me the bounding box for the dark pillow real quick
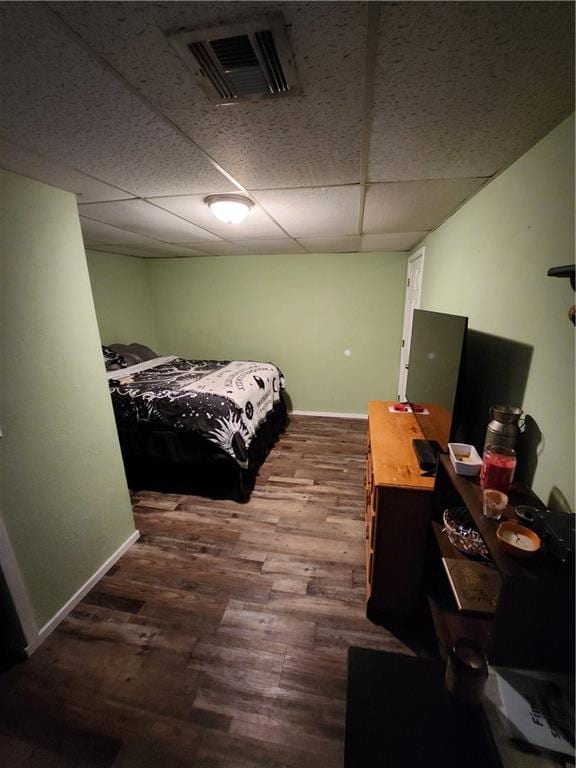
[102,345,128,371]
[110,343,159,366]
[126,343,158,362]
[110,343,141,367]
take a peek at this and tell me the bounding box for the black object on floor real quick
[345,647,502,768]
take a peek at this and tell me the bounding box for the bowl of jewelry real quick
[443,507,489,558]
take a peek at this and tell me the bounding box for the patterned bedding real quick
[107,357,285,468]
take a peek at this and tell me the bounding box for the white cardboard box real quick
[448,442,482,476]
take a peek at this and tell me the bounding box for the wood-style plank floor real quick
[0,416,418,767]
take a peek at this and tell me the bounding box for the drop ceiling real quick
[0,1,573,258]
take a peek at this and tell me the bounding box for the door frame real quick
[0,509,38,649]
[397,247,425,400]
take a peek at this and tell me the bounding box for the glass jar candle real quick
[480,446,517,493]
[445,639,488,706]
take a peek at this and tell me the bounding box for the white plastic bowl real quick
[448,443,482,477]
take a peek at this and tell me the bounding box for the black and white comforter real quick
[107,357,285,468]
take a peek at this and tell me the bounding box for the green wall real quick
[420,114,575,510]
[83,113,574,510]
[0,170,136,629]
[146,252,407,413]
[86,249,158,349]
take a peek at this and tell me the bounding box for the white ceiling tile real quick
[251,187,361,238]
[80,218,203,257]
[179,242,251,257]
[0,139,133,203]
[0,3,235,197]
[363,180,486,234]
[78,200,221,243]
[227,239,306,256]
[168,96,362,191]
[361,233,428,253]
[369,3,574,181]
[297,236,362,253]
[1,2,573,246]
[51,1,367,189]
[149,195,284,239]
[80,217,164,246]
[89,244,204,259]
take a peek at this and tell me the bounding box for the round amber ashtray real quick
[496,521,541,558]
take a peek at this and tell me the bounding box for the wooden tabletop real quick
[367,401,449,491]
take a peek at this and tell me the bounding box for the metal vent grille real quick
[167,15,299,104]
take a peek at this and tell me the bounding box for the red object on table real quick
[480,447,516,493]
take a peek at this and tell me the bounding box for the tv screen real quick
[406,309,468,448]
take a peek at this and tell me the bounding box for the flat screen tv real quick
[405,309,468,465]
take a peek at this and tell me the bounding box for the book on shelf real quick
[442,557,501,615]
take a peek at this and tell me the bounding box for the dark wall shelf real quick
[428,456,574,672]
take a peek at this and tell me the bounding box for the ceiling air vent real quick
[166,15,300,104]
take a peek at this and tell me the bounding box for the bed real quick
[102,344,287,501]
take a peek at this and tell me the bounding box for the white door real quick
[397,247,425,400]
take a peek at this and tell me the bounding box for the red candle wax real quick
[480,450,516,493]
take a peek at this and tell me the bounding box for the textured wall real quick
[420,114,575,510]
[0,170,135,628]
[146,252,407,414]
[86,249,158,349]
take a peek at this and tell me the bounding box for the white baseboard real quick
[290,410,368,420]
[26,529,140,656]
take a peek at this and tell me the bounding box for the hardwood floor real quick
[0,416,419,767]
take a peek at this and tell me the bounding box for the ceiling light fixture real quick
[205,194,254,224]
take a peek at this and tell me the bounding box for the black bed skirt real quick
[117,396,288,502]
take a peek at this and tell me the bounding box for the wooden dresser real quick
[365,401,448,619]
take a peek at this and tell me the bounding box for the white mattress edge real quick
[106,355,177,380]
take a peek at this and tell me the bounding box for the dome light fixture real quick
[204,194,254,224]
